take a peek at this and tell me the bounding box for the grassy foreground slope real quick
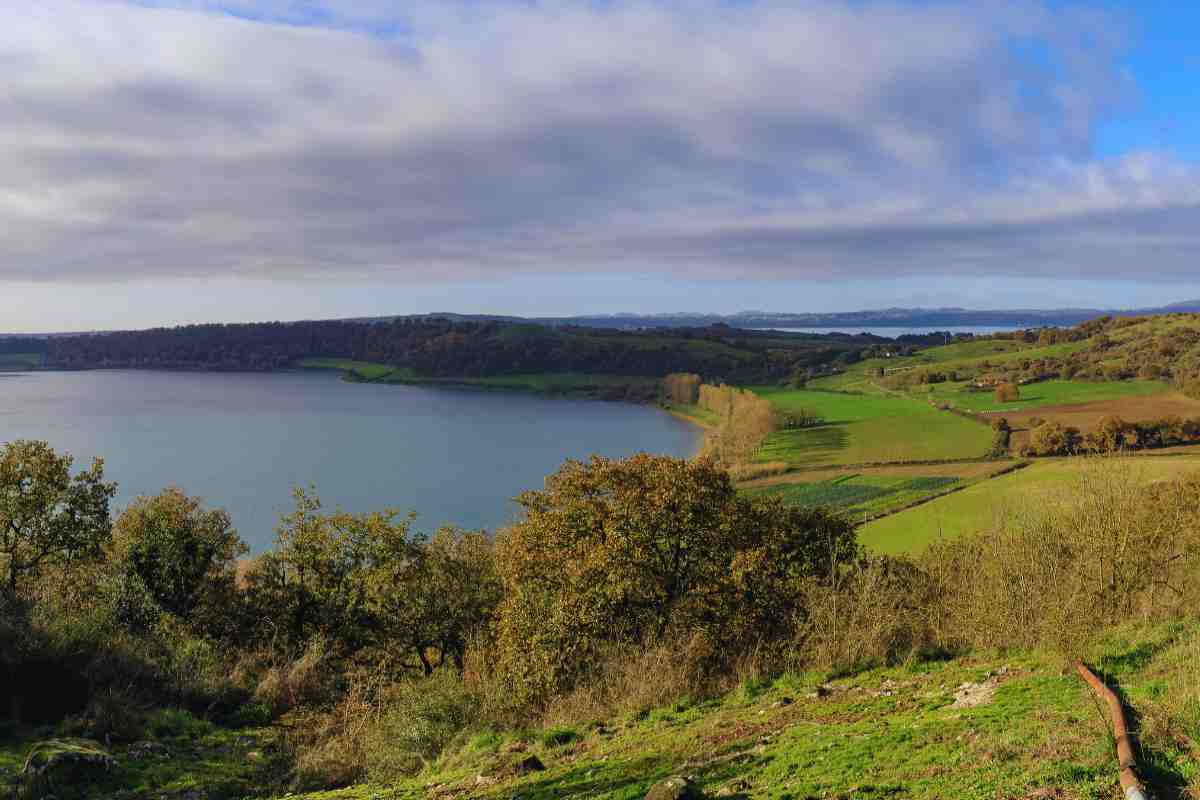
[750,387,993,468]
[9,623,1189,799]
[250,624,1200,799]
[858,455,1200,554]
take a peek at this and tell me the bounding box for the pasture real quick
[0,352,41,370]
[924,378,1169,413]
[751,387,993,467]
[857,455,1200,555]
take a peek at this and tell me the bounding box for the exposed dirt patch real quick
[988,391,1200,445]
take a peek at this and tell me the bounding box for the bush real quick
[363,670,481,781]
[923,461,1200,654]
[109,487,247,624]
[1021,421,1082,456]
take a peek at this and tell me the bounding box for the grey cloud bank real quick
[2,0,1199,292]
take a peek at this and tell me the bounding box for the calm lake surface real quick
[0,370,700,551]
[755,326,1021,337]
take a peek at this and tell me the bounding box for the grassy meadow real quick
[0,352,41,370]
[858,454,1200,555]
[298,358,659,396]
[921,378,1169,413]
[750,387,993,467]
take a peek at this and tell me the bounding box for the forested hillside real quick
[39,318,889,383]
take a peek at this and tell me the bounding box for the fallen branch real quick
[1074,661,1150,800]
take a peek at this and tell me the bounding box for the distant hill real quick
[347,301,1200,332]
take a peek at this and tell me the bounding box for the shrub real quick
[363,670,481,781]
[989,418,1011,457]
[1021,421,1082,456]
[109,488,247,624]
[796,557,937,672]
[923,461,1200,654]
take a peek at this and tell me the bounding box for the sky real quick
[3,0,1200,332]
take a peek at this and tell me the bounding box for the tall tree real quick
[0,440,116,596]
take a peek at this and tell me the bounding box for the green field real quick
[298,358,412,381]
[745,473,960,519]
[0,353,41,370]
[858,455,1200,555]
[298,358,659,395]
[751,387,993,467]
[921,378,1169,413]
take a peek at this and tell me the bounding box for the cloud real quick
[1,0,1197,287]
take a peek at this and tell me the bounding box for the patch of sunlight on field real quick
[858,455,1200,555]
[925,379,1169,413]
[751,388,993,467]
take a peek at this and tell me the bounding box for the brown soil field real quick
[993,390,1200,450]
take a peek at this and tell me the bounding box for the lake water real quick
[0,370,700,551]
[754,326,1024,338]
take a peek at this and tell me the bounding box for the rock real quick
[20,739,116,795]
[645,775,704,800]
[127,740,170,760]
[715,778,752,797]
[514,754,545,774]
[474,774,498,787]
[951,678,999,708]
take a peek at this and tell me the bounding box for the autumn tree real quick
[1086,416,1132,453]
[995,383,1020,403]
[1022,422,1082,457]
[0,440,116,596]
[661,373,702,405]
[493,454,857,706]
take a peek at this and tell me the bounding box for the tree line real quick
[4,440,1200,793]
[37,319,876,385]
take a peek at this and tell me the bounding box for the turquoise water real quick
[0,370,699,550]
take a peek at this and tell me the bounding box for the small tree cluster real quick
[660,372,702,405]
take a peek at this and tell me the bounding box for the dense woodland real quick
[29,318,961,384]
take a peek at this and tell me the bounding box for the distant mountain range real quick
[7,300,1200,338]
[360,300,1200,331]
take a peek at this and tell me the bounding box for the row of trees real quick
[697,383,778,464]
[1017,415,1200,457]
[1,441,857,725]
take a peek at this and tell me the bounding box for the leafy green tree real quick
[0,440,116,596]
[366,528,501,675]
[244,488,414,654]
[109,487,247,620]
[493,454,857,706]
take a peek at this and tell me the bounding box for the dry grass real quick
[921,459,1200,656]
[726,461,789,482]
